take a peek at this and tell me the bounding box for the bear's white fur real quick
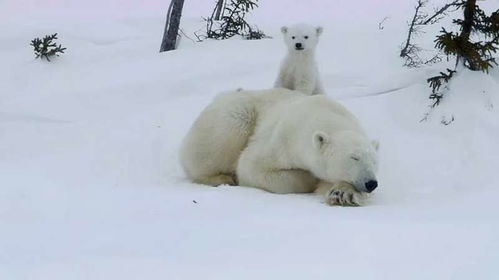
[274,24,325,95]
[180,88,379,206]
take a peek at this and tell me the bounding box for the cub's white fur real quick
[274,24,324,95]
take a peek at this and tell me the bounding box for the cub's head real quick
[280,24,323,52]
[312,130,379,193]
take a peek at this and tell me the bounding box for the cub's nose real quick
[365,180,378,193]
[295,43,303,49]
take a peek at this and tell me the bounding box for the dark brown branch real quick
[423,1,462,25]
[214,0,224,20]
[459,0,478,70]
[400,0,427,58]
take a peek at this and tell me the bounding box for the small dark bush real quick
[30,33,66,61]
[201,0,268,41]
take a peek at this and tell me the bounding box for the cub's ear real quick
[313,131,329,150]
[371,140,380,151]
[316,26,323,36]
[281,26,288,34]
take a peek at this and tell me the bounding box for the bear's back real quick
[261,95,365,138]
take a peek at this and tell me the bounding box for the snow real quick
[1,0,499,279]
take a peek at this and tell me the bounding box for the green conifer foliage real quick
[203,0,267,40]
[30,33,66,61]
[427,0,498,105]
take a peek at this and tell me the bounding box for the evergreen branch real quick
[30,33,66,61]
[427,69,456,107]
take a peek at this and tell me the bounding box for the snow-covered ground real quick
[1,0,499,279]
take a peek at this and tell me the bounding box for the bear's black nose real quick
[365,180,378,193]
[295,43,303,49]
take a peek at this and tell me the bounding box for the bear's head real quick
[281,24,323,53]
[312,130,379,193]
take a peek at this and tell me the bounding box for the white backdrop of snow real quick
[1,0,498,279]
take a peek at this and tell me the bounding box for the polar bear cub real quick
[274,24,325,95]
[180,88,379,206]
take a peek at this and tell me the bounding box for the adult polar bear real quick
[180,88,379,206]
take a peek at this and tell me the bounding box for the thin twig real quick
[179,28,196,43]
[401,0,427,58]
[378,16,389,30]
[423,1,462,25]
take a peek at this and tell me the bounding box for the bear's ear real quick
[316,26,323,36]
[281,26,288,34]
[371,140,380,151]
[313,131,329,150]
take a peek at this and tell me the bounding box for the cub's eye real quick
[304,36,309,39]
[351,156,360,161]
[291,36,295,39]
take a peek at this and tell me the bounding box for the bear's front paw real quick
[325,181,365,207]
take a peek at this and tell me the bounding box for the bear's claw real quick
[325,182,364,206]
